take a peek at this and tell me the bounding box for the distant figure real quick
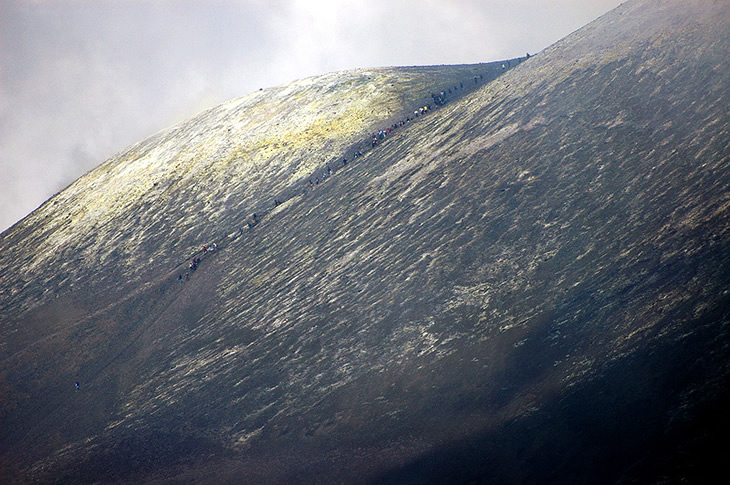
[178,274,183,282]
[75,381,80,391]
[185,273,190,281]
[526,52,530,58]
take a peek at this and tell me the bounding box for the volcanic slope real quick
[0,60,520,481]
[3,0,730,482]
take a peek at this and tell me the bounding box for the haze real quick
[0,0,623,232]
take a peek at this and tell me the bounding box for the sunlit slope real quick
[2,0,730,483]
[0,61,518,479]
[0,63,501,321]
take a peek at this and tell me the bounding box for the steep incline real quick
[0,62,511,324]
[2,0,730,483]
[0,60,521,481]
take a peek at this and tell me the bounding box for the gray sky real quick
[0,0,624,232]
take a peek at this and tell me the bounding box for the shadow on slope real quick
[373,299,730,485]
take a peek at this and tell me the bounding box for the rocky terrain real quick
[1,0,729,483]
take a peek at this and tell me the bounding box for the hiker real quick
[185,273,190,281]
[75,381,80,391]
[178,274,183,282]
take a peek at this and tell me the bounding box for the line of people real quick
[174,59,531,283]
[296,62,537,207]
[306,72,486,186]
[178,243,217,282]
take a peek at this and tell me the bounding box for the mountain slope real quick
[2,0,730,483]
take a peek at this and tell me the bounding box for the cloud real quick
[0,0,624,232]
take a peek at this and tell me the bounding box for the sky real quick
[0,0,625,233]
